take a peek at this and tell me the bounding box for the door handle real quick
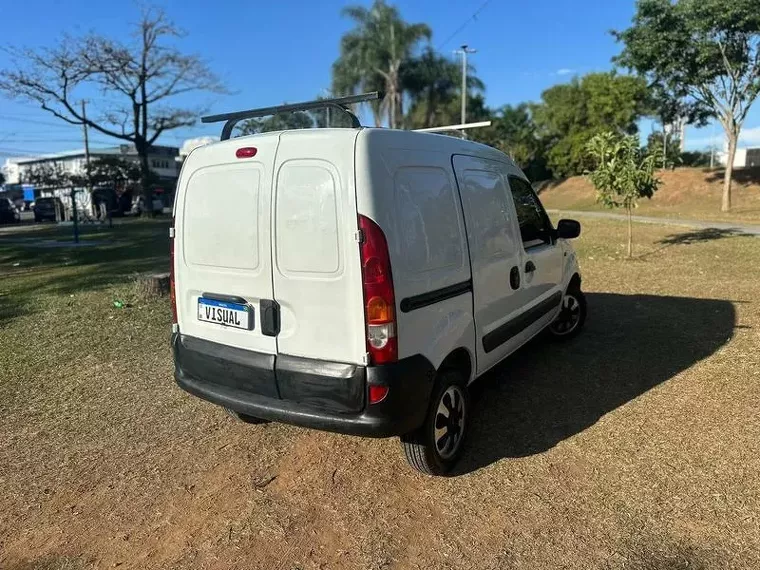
[509,266,520,290]
[525,260,537,273]
[260,299,281,336]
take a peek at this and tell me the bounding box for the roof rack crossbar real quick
[202,92,380,140]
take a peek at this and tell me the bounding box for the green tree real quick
[0,8,224,211]
[238,111,316,135]
[332,0,431,128]
[614,0,760,212]
[87,156,141,191]
[404,48,484,129]
[680,150,713,167]
[476,104,551,180]
[23,162,72,189]
[533,72,650,177]
[586,132,662,258]
[0,171,5,186]
[645,131,682,169]
[430,92,491,130]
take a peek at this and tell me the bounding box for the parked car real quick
[0,198,21,224]
[33,197,65,222]
[172,122,585,476]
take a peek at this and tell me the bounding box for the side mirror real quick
[557,219,581,240]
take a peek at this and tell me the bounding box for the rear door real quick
[452,154,527,374]
[270,130,366,365]
[175,135,278,355]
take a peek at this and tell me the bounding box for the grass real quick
[1,217,759,569]
[539,166,760,224]
[0,218,171,326]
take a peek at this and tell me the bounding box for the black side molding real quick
[482,291,563,353]
[400,279,473,313]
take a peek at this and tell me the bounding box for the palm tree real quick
[403,47,485,129]
[332,1,431,129]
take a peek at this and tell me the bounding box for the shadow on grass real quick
[706,165,760,185]
[459,293,735,474]
[533,178,566,195]
[0,219,170,325]
[635,227,754,260]
[657,227,754,245]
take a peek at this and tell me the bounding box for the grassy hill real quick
[538,167,760,223]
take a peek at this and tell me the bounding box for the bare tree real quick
[0,8,225,206]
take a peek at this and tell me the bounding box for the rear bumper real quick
[173,333,436,438]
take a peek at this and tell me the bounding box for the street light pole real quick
[72,100,93,244]
[454,44,476,138]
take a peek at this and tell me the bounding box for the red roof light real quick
[236,147,258,158]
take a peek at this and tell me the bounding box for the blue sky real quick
[0,0,757,165]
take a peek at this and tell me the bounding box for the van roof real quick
[199,127,518,173]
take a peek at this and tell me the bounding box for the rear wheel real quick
[548,286,586,340]
[225,407,269,425]
[400,369,469,476]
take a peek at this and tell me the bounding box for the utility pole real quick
[454,45,476,138]
[71,101,92,244]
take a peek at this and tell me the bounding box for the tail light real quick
[169,223,178,325]
[358,215,397,365]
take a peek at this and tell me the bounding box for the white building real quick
[717,144,760,169]
[1,144,180,215]
[1,144,179,185]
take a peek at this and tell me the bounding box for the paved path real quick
[547,209,760,236]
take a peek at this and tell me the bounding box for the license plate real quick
[197,298,253,330]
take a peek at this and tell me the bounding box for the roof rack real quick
[202,92,380,140]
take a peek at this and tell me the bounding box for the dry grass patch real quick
[1,218,759,569]
[540,167,760,223]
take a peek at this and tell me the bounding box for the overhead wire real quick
[436,0,494,50]
[0,114,82,128]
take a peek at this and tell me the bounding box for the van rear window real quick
[183,165,261,270]
[275,161,341,275]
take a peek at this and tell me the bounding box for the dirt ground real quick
[539,167,760,223]
[1,218,759,569]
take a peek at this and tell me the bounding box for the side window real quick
[394,166,463,273]
[459,169,516,260]
[508,176,553,247]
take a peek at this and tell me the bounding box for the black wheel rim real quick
[433,385,466,460]
[550,293,581,336]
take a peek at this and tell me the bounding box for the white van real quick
[172,94,585,475]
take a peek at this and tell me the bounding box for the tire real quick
[224,407,269,425]
[547,286,587,340]
[400,369,470,476]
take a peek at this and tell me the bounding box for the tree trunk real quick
[135,137,153,217]
[626,205,633,259]
[425,89,434,128]
[389,24,396,129]
[136,272,170,299]
[397,90,404,129]
[722,132,737,212]
[389,87,396,129]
